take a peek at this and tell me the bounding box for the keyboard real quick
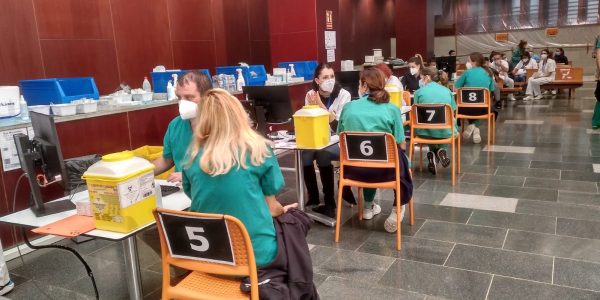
[160,185,180,197]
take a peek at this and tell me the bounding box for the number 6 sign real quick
[345,133,388,161]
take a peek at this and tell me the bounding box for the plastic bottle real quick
[172,73,178,86]
[236,68,245,91]
[289,64,296,77]
[166,80,176,100]
[142,77,151,92]
[19,96,29,120]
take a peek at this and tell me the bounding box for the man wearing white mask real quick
[153,71,212,184]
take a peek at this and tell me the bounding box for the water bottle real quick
[236,68,245,92]
[167,80,176,100]
[20,96,29,120]
[289,64,296,77]
[142,77,151,92]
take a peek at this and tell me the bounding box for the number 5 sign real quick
[158,212,236,265]
[345,133,388,161]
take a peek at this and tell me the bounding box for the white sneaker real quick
[534,94,544,100]
[463,124,476,139]
[551,90,558,95]
[508,94,516,101]
[523,95,533,101]
[543,90,549,95]
[473,127,482,144]
[0,280,14,296]
[362,203,381,220]
[384,205,406,233]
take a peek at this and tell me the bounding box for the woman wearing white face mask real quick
[512,52,538,83]
[401,56,423,92]
[524,49,556,101]
[303,63,354,217]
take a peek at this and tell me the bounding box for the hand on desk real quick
[167,172,182,186]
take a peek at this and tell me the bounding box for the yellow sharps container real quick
[385,84,402,108]
[82,151,156,233]
[293,105,330,148]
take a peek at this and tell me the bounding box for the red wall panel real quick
[395,0,427,60]
[172,41,217,72]
[34,0,114,40]
[268,0,318,65]
[168,0,214,41]
[0,0,45,85]
[41,40,120,94]
[270,31,318,64]
[111,0,174,88]
[128,105,179,148]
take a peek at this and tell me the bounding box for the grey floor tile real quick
[88,236,161,269]
[561,155,600,163]
[495,166,560,179]
[318,276,426,300]
[313,273,329,288]
[412,190,449,205]
[306,224,373,251]
[530,161,594,172]
[472,157,527,168]
[457,164,497,175]
[415,220,507,248]
[484,185,558,202]
[560,170,600,182]
[524,177,559,189]
[378,259,492,300]
[444,244,553,283]
[487,276,600,300]
[357,232,454,265]
[503,230,600,263]
[558,191,600,206]
[517,199,600,222]
[5,280,94,300]
[504,152,563,162]
[467,210,556,234]
[556,218,600,240]
[439,193,518,213]
[554,258,600,292]
[558,180,598,193]
[417,180,488,195]
[313,249,396,283]
[460,173,525,187]
[310,245,338,267]
[413,204,473,223]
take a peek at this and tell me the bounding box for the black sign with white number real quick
[460,89,485,104]
[415,105,446,125]
[159,212,235,265]
[345,134,388,161]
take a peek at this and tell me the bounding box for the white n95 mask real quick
[179,100,198,120]
[319,79,335,93]
[409,67,418,75]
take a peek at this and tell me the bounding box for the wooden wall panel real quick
[34,0,114,40]
[128,105,179,148]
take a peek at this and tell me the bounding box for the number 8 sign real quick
[460,89,484,104]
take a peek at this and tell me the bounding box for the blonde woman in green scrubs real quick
[413,67,458,175]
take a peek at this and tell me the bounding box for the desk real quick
[0,180,191,300]
[274,136,340,227]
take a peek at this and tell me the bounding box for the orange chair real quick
[408,104,459,185]
[455,88,495,146]
[402,91,412,127]
[153,208,259,300]
[335,132,415,250]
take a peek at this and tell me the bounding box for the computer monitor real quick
[13,111,74,217]
[435,56,457,76]
[242,85,293,124]
[335,71,360,99]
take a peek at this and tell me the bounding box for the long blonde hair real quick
[187,88,272,176]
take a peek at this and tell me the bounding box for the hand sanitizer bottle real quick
[236,68,245,91]
[167,80,176,100]
[142,77,151,92]
[289,64,296,77]
[20,96,29,120]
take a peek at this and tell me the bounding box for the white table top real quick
[272,135,340,153]
[0,180,191,241]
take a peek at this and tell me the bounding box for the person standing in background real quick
[592,36,600,129]
[0,241,14,296]
[511,40,528,67]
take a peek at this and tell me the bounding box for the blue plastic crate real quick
[277,60,318,80]
[216,65,267,86]
[19,77,99,106]
[150,69,211,93]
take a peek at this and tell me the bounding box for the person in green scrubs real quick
[454,52,496,144]
[337,68,412,233]
[413,67,458,175]
[153,71,212,184]
[182,89,297,267]
[592,35,600,129]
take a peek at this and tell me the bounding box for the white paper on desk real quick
[0,127,29,172]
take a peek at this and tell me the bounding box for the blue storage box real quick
[19,77,99,106]
[216,65,267,86]
[277,61,318,80]
[151,69,211,93]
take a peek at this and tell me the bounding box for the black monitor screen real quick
[242,86,293,123]
[435,56,457,75]
[336,71,360,98]
[30,111,70,191]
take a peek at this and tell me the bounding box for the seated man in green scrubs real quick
[153,71,212,184]
[413,67,458,175]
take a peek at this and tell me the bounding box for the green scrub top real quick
[454,67,496,92]
[182,150,284,267]
[413,82,459,138]
[337,96,405,143]
[162,116,193,172]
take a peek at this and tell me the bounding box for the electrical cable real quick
[10,172,99,300]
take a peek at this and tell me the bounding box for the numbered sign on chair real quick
[345,134,388,161]
[460,89,485,104]
[158,212,235,265]
[415,105,446,125]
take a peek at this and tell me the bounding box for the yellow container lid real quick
[102,151,134,162]
[293,105,330,117]
[83,150,154,180]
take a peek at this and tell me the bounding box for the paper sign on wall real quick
[0,127,31,172]
[325,31,336,50]
[327,49,336,62]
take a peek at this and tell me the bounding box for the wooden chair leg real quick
[487,117,491,149]
[457,136,461,174]
[451,139,456,186]
[396,187,401,251]
[408,140,414,164]
[334,183,344,243]
[357,187,363,221]
[419,144,423,173]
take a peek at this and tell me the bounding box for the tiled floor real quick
[4,83,600,299]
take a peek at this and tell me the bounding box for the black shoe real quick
[437,149,451,168]
[312,205,336,218]
[426,151,437,175]
[494,101,502,109]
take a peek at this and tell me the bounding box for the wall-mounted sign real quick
[495,33,509,42]
[326,10,333,29]
[546,27,559,37]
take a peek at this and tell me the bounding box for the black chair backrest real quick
[415,105,447,125]
[343,133,389,162]
[157,211,236,265]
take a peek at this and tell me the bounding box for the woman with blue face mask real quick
[302,63,355,218]
[401,56,423,93]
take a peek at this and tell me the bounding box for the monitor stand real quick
[30,196,75,217]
